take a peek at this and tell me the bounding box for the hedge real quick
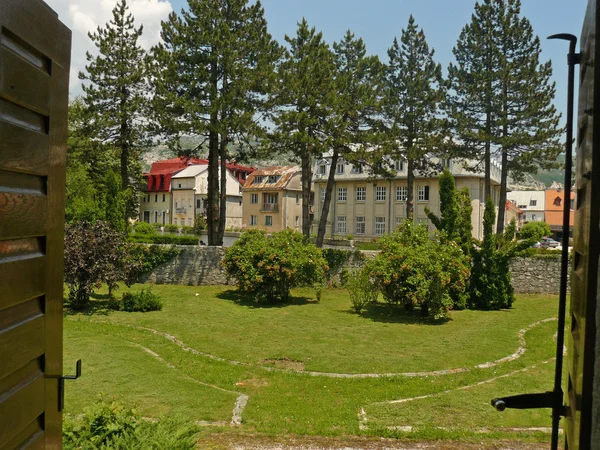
[128,235,199,245]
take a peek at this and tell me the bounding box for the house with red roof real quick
[545,188,575,240]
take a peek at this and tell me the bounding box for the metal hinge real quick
[491,390,566,417]
[52,359,82,412]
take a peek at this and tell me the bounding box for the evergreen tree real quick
[457,187,474,256]
[314,30,382,247]
[79,0,148,229]
[104,170,127,232]
[151,0,280,245]
[269,19,335,240]
[494,0,562,234]
[384,15,446,219]
[425,169,459,241]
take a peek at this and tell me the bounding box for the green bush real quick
[519,221,551,242]
[113,286,163,312]
[368,220,470,319]
[194,214,208,234]
[128,235,199,245]
[181,225,195,235]
[165,224,179,233]
[355,240,380,250]
[347,266,378,314]
[134,222,156,235]
[222,229,328,303]
[127,244,180,278]
[63,399,198,450]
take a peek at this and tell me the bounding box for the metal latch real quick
[58,359,82,412]
[491,390,566,416]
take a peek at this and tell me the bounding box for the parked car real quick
[540,237,560,248]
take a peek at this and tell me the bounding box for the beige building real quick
[171,165,244,228]
[313,156,501,240]
[242,166,303,232]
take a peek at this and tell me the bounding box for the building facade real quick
[545,188,575,240]
[506,190,546,223]
[242,166,303,232]
[312,157,501,240]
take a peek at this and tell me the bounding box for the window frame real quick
[375,186,387,202]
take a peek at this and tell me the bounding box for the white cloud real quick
[43,0,173,95]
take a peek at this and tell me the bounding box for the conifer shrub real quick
[222,229,328,303]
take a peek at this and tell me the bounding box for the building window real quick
[395,217,403,230]
[250,215,257,226]
[355,186,366,202]
[175,201,178,208]
[351,164,363,174]
[174,218,177,225]
[264,193,278,204]
[319,164,327,175]
[250,193,258,204]
[355,216,365,234]
[530,199,537,207]
[338,187,347,202]
[268,175,279,183]
[189,218,193,226]
[265,215,273,226]
[162,194,166,202]
[154,211,158,223]
[518,204,527,209]
[396,186,407,201]
[296,194,300,204]
[554,197,562,207]
[154,194,158,202]
[295,216,299,227]
[336,216,346,234]
[254,176,264,184]
[395,160,405,171]
[417,185,430,201]
[531,214,537,221]
[197,199,201,209]
[178,183,182,188]
[321,188,326,202]
[375,217,386,235]
[336,162,345,174]
[376,186,386,202]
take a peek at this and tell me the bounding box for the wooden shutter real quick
[566,0,600,447]
[0,0,71,448]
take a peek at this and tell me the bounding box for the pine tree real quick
[104,170,127,232]
[314,31,382,247]
[457,187,474,256]
[494,0,562,234]
[152,0,280,245]
[79,0,148,229]
[269,19,335,240]
[384,15,446,219]
[447,0,500,202]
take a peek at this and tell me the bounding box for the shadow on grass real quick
[344,301,451,326]
[63,292,113,317]
[216,289,316,308]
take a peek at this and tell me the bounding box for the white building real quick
[506,190,546,223]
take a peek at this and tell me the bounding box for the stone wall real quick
[140,245,231,286]
[141,246,567,294]
[509,256,568,295]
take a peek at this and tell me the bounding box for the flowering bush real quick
[367,221,470,319]
[222,229,327,303]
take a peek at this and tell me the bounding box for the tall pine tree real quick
[79,0,148,229]
[151,0,280,245]
[269,19,335,240]
[384,15,446,219]
[314,31,382,247]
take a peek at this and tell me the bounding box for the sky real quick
[45,0,588,130]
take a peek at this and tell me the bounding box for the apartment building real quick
[312,156,501,240]
[171,165,244,228]
[506,190,546,222]
[545,188,575,240]
[242,166,303,232]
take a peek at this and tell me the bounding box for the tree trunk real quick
[316,148,339,247]
[484,111,491,201]
[207,127,219,246]
[406,157,415,220]
[496,78,509,235]
[301,150,312,241]
[217,135,227,245]
[119,88,130,230]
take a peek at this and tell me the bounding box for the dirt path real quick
[196,434,549,449]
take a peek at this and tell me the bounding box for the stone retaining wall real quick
[141,246,567,294]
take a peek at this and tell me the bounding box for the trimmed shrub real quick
[128,235,199,245]
[126,244,180,279]
[519,221,552,242]
[113,286,163,312]
[134,222,156,235]
[347,266,378,314]
[194,214,208,234]
[222,229,327,303]
[165,224,179,233]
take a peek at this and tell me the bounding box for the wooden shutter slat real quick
[0,121,49,175]
[0,315,45,380]
[0,47,50,115]
[0,417,44,450]
[0,257,46,311]
[0,374,44,445]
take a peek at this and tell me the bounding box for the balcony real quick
[175,207,187,214]
[261,203,279,212]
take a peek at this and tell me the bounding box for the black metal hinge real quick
[491,390,566,417]
[56,359,82,412]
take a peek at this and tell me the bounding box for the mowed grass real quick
[64,285,560,443]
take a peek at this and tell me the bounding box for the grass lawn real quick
[64,284,560,445]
